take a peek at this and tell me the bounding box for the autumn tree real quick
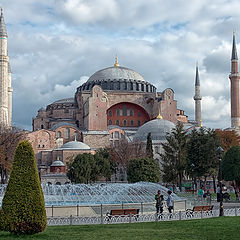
[0,126,25,183]
[215,129,240,151]
[161,122,188,191]
[108,139,146,168]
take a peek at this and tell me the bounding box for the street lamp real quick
[216,146,224,216]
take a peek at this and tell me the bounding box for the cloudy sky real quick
[1,0,239,130]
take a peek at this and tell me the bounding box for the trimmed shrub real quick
[1,140,47,234]
[0,209,6,231]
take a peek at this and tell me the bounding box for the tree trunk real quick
[212,175,216,193]
[179,172,182,192]
[235,180,240,201]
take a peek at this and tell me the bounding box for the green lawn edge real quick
[0,216,240,240]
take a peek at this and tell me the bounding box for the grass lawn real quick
[0,216,240,240]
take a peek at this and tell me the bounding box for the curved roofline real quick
[51,98,75,105]
[87,66,145,83]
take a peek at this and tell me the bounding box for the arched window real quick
[136,83,139,91]
[123,105,127,116]
[41,124,44,129]
[116,120,120,125]
[65,128,70,139]
[137,120,141,126]
[109,110,112,117]
[74,132,78,140]
[123,120,127,126]
[57,131,61,138]
[114,131,120,139]
[116,108,120,116]
[130,82,133,90]
[130,120,134,126]
[109,120,112,125]
[130,109,134,116]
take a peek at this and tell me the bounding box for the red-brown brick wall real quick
[107,102,150,127]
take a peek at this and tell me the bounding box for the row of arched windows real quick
[56,129,78,139]
[109,119,141,126]
[109,108,140,117]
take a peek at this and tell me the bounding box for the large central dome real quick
[87,66,145,83]
[77,63,156,93]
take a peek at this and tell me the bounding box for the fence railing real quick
[45,200,188,217]
[47,207,240,226]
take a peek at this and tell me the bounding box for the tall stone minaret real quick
[0,8,12,127]
[193,63,202,127]
[229,32,240,128]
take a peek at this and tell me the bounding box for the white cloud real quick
[0,0,238,130]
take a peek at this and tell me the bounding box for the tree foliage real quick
[0,126,25,183]
[160,122,188,190]
[222,146,240,186]
[67,153,97,184]
[215,129,240,152]
[1,140,47,234]
[146,132,153,158]
[127,157,160,183]
[186,128,219,178]
[94,148,111,180]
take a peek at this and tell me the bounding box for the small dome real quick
[134,119,175,142]
[51,160,65,167]
[60,141,91,150]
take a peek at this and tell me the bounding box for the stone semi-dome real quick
[60,140,91,150]
[134,118,175,142]
[77,60,156,93]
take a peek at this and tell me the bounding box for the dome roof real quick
[134,118,175,142]
[51,160,65,167]
[60,141,91,150]
[77,65,157,93]
[87,66,145,83]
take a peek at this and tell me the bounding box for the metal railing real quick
[47,207,240,226]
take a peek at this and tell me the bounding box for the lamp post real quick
[216,146,224,217]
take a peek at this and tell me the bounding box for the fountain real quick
[0,182,180,206]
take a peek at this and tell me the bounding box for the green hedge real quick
[1,140,47,234]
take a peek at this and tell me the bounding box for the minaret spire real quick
[232,31,238,60]
[193,62,202,127]
[0,8,12,127]
[229,32,240,128]
[0,7,7,38]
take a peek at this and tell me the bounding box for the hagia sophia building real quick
[0,8,207,184]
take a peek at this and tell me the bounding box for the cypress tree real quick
[146,132,153,158]
[1,140,47,234]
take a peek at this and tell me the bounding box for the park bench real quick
[186,205,213,217]
[107,208,140,220]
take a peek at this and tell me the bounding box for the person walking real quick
[166,190,173,215]
[155,190,164,215]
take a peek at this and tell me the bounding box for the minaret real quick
[0,8,11,127]
[229,31,240,128]
[193,62,202,127]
